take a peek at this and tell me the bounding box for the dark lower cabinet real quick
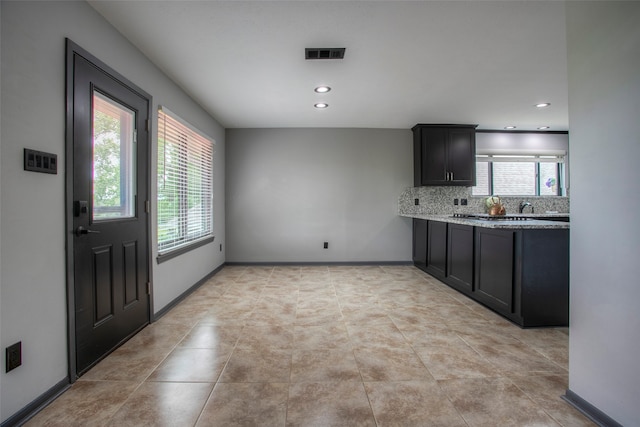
[517,229,569,327]
[426,220,447,280]
[447,224,474,293]
[474,228,514,315]
[473,227,569,327]
[413,221,569,327]
[412,219,427,270]
[420,220,474,295]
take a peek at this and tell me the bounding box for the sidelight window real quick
[157,107,214,260]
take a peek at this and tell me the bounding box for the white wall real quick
[0,1,225,422]
[226,128,413,263]
[566,2,640,425]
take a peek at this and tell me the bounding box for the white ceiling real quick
[88,0,569,131]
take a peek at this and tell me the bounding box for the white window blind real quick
[476,154,565,163]
[475,148,566,163]
[157,107,214,256]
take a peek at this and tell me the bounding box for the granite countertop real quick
[400,213,570,229]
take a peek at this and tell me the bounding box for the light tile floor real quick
[27,265,594,426]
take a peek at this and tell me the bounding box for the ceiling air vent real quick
[305,48,346,60]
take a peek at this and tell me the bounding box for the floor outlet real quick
[6,342,22,373]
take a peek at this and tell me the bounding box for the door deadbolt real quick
[74,200,89,217]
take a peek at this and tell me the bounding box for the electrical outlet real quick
[454,198,459,205]
[461,198,468,206]
[414,198,419,206]
[323,242,329,249]
[6,342,22,373]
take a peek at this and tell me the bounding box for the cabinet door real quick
[413,125,476,186]
[412,219,428,270]
[447,224,474,293]
[421,127,448,185]
[426,221,447,280]
[447,128,476,185]
[474,228,514,314]
[413,131,423,187]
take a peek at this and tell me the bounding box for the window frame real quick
[92,90,137,221]
[472,152,565,197]
[156,106,215,263]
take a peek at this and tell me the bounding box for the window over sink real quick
[472,152,566,197]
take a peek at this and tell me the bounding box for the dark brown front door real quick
[67,41,151,376]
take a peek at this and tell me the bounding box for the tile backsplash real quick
[399,186,569,216]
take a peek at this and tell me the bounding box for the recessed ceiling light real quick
[314,103,329,109]
[314,86,331,93]
[504,126,516,130]
[537,126,550,130]
[535,103,551,108]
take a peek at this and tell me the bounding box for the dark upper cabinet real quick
[412,124,477,186]
[412,219,428,270]
[447,224,474,293]
[420,127,448,185]
[426,220,447,280]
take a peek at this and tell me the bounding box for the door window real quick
[92,91,136,220]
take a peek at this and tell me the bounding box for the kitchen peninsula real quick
[403,212,569,327]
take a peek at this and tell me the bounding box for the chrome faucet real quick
[519,201,534,214]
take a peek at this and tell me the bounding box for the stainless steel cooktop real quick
[451,213,531,221]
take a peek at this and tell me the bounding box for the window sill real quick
[157,236,215,264]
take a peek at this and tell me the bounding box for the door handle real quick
[75,226,100,237]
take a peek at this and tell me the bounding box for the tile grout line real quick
[193,270,251,427]
[97,315,201,426]
[331,270,381,427]
[28,265,584,426]
[283,269,303,427]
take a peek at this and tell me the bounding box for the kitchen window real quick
[472,152,565,196]
[157,107,214,262]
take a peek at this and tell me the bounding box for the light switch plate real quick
[24,148,57,174]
